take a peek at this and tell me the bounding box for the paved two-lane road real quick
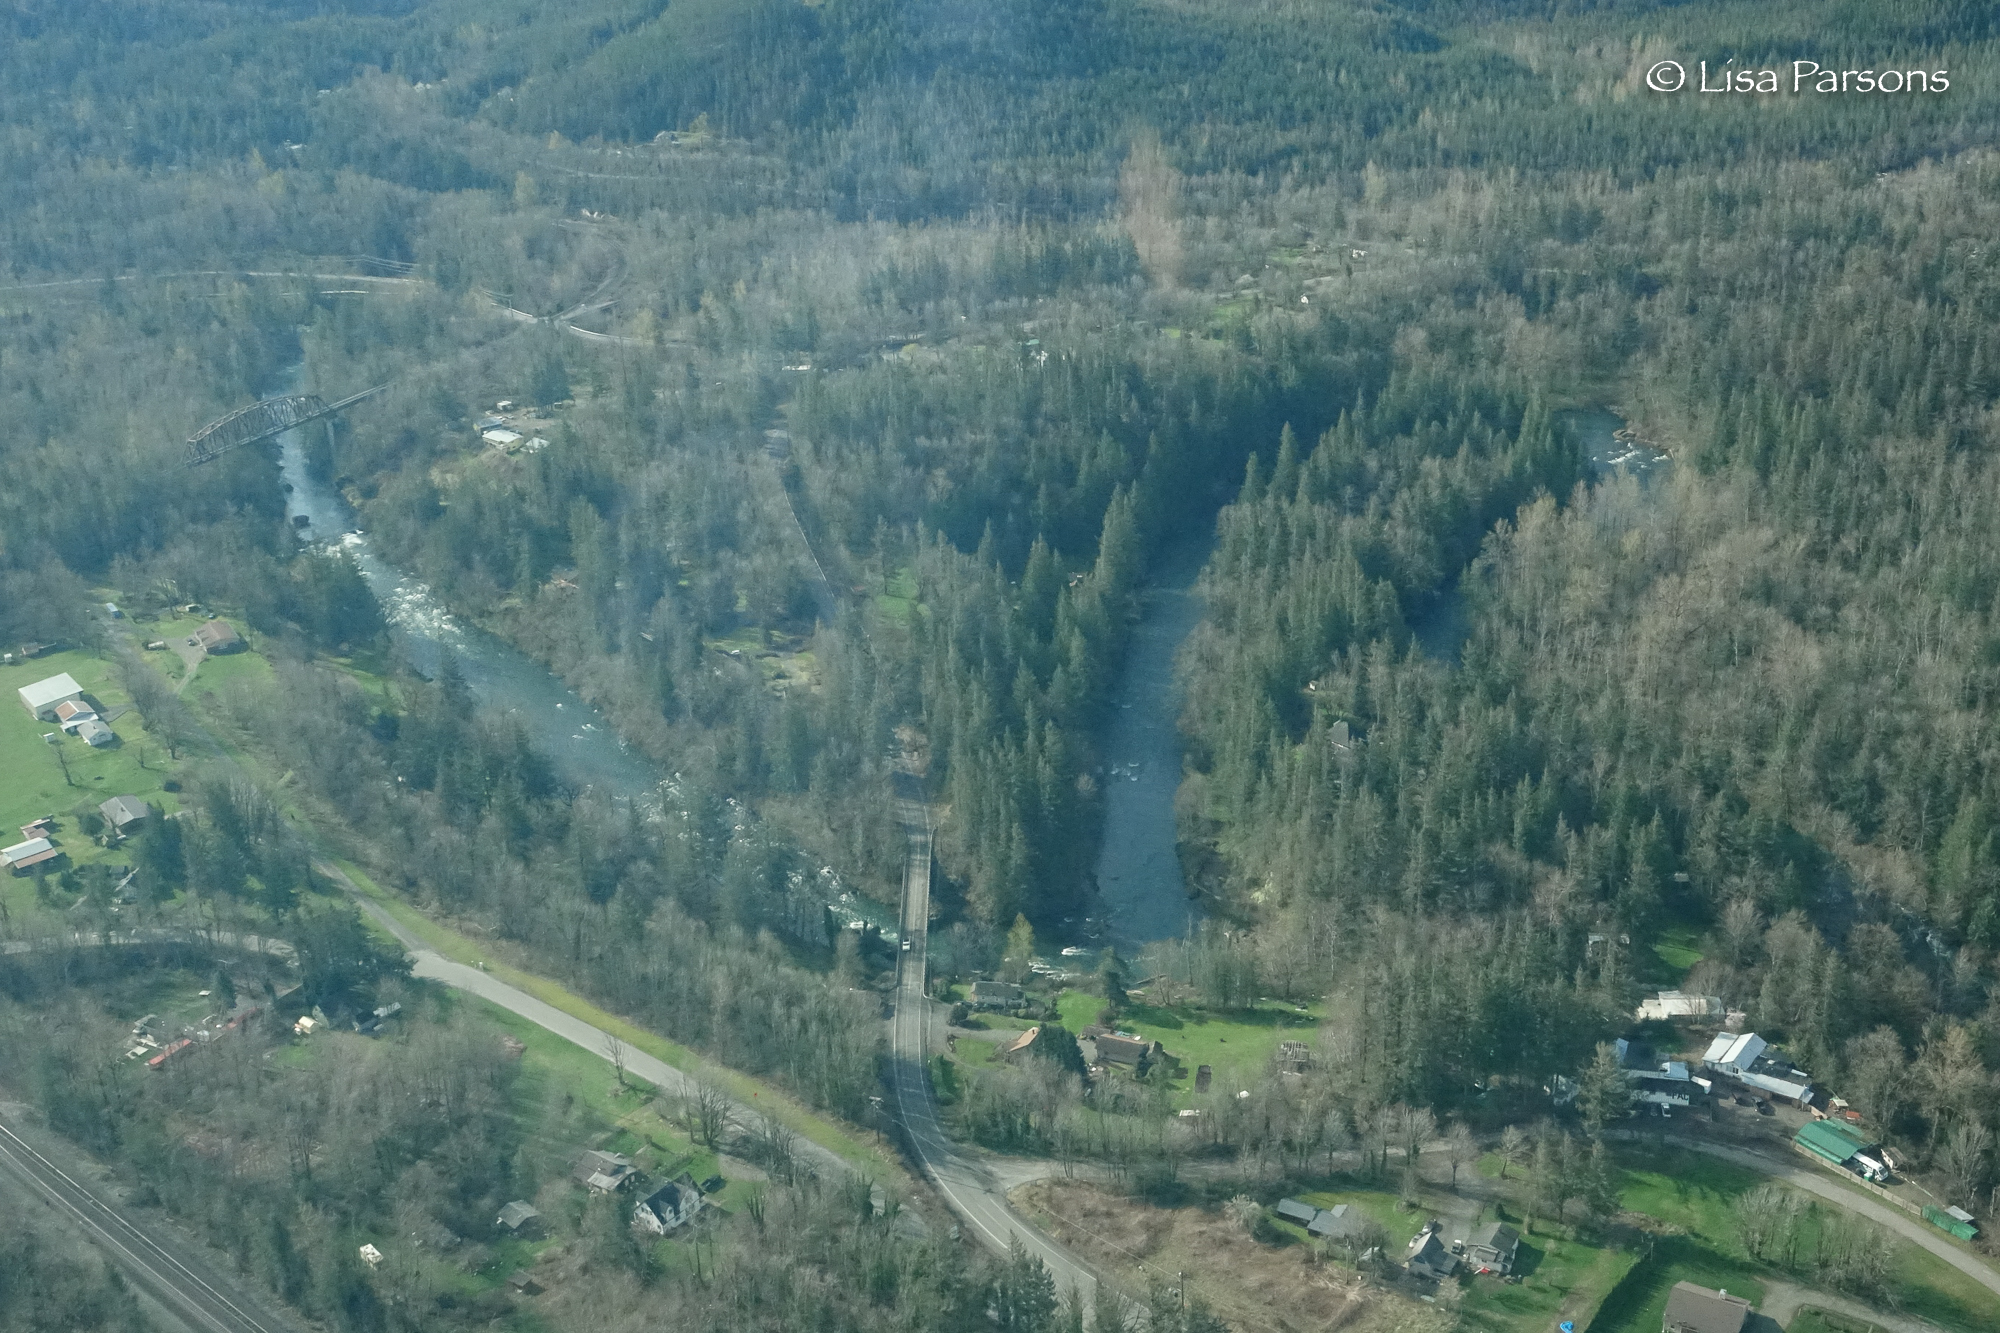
[888,775,1109,1307]
[334,870,861,1187]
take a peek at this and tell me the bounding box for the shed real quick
[1794,1120,1873,1169]
[483,428,524,446]
[997,1025,1042,1060]
[19,673,84,720]
[1308,1204,1362,1240]
[100,795,149,831]
[358,1244,384,1268]
[2,837,61,873]
[571,1149,635,1192]
[1094,1033,1157,1069]
[496,1201,542,1235]
[194,620,244,654]
[506,1271,543,1295]
[76,719,115,747]
[1923,1205,1978,1241]
[1662,1282,1750,1333]
[1404,1223,1458,1279]
[1274,1198,1318,1227]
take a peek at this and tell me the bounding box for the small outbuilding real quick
[19,673,84,720]
[571,1150,636,1193]
[2,837,61,874]
[194,620,244,654]
[1308,1203,1363,1242]
[100,795,149,832]
[496,1201,543,1235]
[1274,1198,1319,1227]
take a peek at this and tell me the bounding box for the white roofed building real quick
[19,673,84,720]
[1702,1032,1767,1074]
[1638,990,1724,1021]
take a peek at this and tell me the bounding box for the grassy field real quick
[0,646,188,922]
[1584,1146,1998,1333]
[1053,989,1317,1104]
[1291,1186,1426,1250]
[1788,1311,1886,1333]
[1461,1230,1640,1333]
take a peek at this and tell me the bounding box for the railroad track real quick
[0,1116,288,1333]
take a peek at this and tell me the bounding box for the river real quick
[1091,539,1210,954]
[270,378,901,935]
[1409,407,1670,662]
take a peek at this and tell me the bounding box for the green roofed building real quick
[1795,1119,1872,1167]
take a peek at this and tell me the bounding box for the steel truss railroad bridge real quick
[183,385,386,467]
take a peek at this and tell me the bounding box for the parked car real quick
[1756,1101,1775,1116]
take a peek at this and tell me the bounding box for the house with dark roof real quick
[571,1150,636,1193]
[1459,1221,1520,1275]
[1662,1282,1751,1333]
[495,1201,542,1235]
[1094,1033,1160,1070]
[1308,1203,1364,1242]
[633,1180,703,1235]
[969,980,1024,1009]
[1404,1221,1458,1279]
[100,795,149,832]
[1274,1198,1318,1227]
[194,620,244,654]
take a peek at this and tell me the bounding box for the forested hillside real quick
[7,0,2000,1326]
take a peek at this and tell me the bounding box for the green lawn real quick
[1586,1146,1997,1333]
[1787,1311,1884,1333]
[1650,925,1705,976]
[1462,1232,1639,1333]
[1053,990,1317,1104]
[1294,1187,1426,1251]
[0,646,189,921]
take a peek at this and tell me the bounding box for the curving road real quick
[888,773,1110,1308]
[1627,1132,2000,1302]
[327,867,862,1189]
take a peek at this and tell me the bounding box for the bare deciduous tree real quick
[602,1031,628,1089]
[1443,1122,1478,1191]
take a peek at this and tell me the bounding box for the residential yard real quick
[1052,989,1318,1105]
[1460,1233,1638,1333]
[0,646,187,924]
[1012,1176,1449,1333]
